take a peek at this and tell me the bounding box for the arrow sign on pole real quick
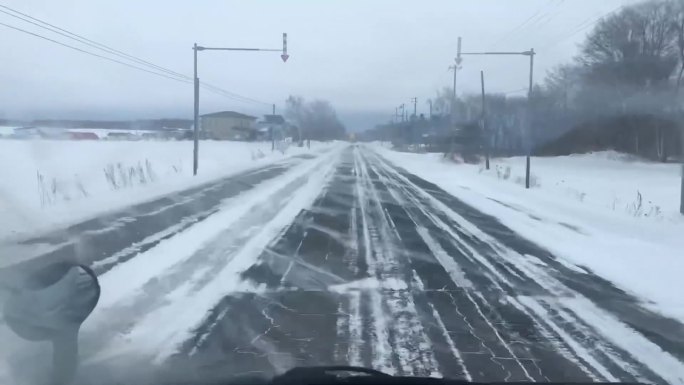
[281,32,289,62]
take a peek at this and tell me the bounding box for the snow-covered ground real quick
[0,126,18,136]
[82,148,340,365]
[374,144,684,321]
[0,139,336,240]
[0,126,157,139]
[0,146,343,383]
[64,128,158,139]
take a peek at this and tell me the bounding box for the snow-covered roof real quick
[201,111,257,120]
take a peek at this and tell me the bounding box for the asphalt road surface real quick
[3,145,684,385]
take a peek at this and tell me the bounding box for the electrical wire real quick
[0,3,271,106]
[200,83,271,106]
[530,4,566,31]
[0,21,191,84]
[501,87,529,95]
[489,0,562,49]
[0,5,191,81]
[539,4,624,51]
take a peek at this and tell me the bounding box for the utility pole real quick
[481,70,489,170]
[411,97,418,118]
[525,48,535,189]
[192,33,288,176]
[270,104,276,152]
[459,46,535,188]
[399,104,406,122]
[428,100,433,119]
[193,43,199,176]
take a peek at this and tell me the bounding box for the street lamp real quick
[192,33,289,175]
[459,43,536,188]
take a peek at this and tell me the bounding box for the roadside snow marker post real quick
[192,33,289,175]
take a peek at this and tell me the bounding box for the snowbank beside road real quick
[374,144,684,321]
[0,140,335,240]
[481,151,679,217]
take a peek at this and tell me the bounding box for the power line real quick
[0,21,192,84]
[0,5,191,81]
[0,21,269,106]
[529,3,566,32]
[489,0,560,49]
[539,4,624,51]
[507,0,566,47]
[200,83,271,105]
[499,87,529,95]
[0,4,271,106]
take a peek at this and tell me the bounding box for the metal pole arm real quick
[461,51,534,56]
[196,47,281,52]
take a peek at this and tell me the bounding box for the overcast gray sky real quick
[0,0,638,130]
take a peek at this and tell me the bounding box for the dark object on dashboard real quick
[2,262,101,385]
[3,262,100,341]
[169,366,646,385]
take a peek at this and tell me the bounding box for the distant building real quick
[200,111,258,141]
[13,126,67,139]
[256,114,287,141]
[106,132,136,140]
[69,131,99,140]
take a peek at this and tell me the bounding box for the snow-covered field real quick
[0,126,18,136]
[0,126,158,139]
[0,139,334,240]
[374,144,684,321]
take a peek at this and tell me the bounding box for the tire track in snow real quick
[80,171,315,356]
[354,147,440,377]
[0,162,300,282]
[228,148,448,377]
[366,150,646,382]
[367,147,682,384]
[73,149,341,375]
[67,144,684,385]
[387,151,684,365]
[363,151,538,382]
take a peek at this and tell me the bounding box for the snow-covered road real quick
[2,144,684,385]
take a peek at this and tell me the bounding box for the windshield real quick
[2,1,684,384]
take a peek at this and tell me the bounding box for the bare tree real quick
[581,0,677,88]
[285,95,346,141]
[544,64,583,114]
[670,0,684,94]
[431,87,453,117]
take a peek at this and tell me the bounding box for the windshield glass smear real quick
[1,1,684,384]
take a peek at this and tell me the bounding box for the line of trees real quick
[365,0,684,162]
[285,95,347,141]
[534,0,684,161]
